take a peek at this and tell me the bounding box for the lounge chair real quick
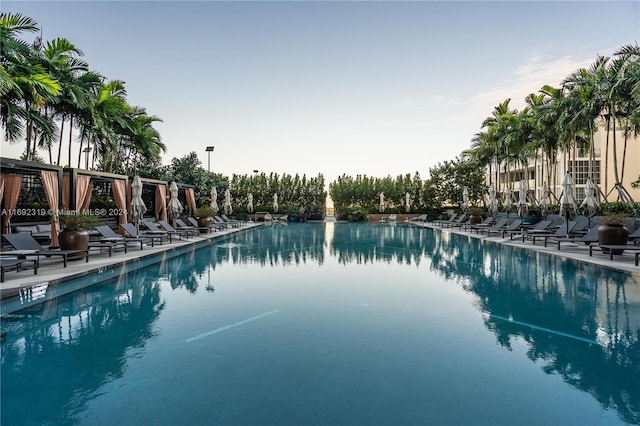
[442,214,467,228]
[213,216,233,229]
[433,214,458,227]
[187,217,223,233]
[159,220,195,238]
[121,223,168,245]
[628,227,640,242]
[528,221,577,245]
[483,218,523,238]
[88,240,128,257]
[219,215,240,228]
[2,232,89,267]
[141,221,182,243]
[589,243,640,261]
[96,225,148,249]
[223,214,244,227]
[409,214,428,222]
[547,226,600,250]
[474,217,507,234]
[509,220,553,242]
[175,218,200,236]
[463,215,493,232]
[1,257,38,282]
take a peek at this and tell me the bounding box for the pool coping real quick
[2,220,638,315]
[411,221,640,278]
[0,224,262,314]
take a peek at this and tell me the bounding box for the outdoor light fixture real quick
[205,146,215,172]
[83,147,92,170]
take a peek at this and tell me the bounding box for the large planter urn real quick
[469,214,483,225]
[59,229,89,259]
[597,223,629,254]
[197,217,211,229]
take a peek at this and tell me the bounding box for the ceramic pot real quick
[197,217,211,228]
[597,224,629,254]
[469,214,483,225]
[59,229,89,259]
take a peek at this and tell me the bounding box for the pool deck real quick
[1,219,638,304]
[0,222,263,301]
[411,220,640,277]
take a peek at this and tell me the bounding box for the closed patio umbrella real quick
[168,181,183,222]
[273,193,279,213]
[247,193,254,214]
[210,187,218,214]
[130,175,147,232]
[462,187,469,214]
[405,192,411,213]
[379,192,385,213]
[503,186,513,213]
[224,189,233,215]
[560,173,577,234]
[580,178,600,229]
[538,182,550,219]
[487,183,499,217]
[517,180,528,218]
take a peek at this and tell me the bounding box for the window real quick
[568,161,600,185]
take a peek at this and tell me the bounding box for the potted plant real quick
[58,211,100,253]
[468,207,484,225]
[194,206,216,228]
[597,214,629,254]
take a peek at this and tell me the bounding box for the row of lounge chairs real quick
[432,212,640,264]
[0,215,245,282]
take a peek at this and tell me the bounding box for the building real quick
[494,127,640,207]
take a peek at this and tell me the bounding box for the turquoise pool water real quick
[1,223,639,425]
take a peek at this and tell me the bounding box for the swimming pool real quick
[1,222,639,425]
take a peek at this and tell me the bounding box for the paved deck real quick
[2,220,638,312]
[0,223,262,302]
[410,220,640,277]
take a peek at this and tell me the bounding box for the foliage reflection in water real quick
[1,222,638,425]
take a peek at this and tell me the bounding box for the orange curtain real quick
[76,175,92,211]
[40,171,60,247]
[1,174,22,234]
[185,188,196,217]
[155,184,168,222]
[0,175,4,205]
[111,179,127,234]
[62,174,70,210]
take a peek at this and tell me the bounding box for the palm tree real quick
[1,13,60,157]
[481,99,518,197]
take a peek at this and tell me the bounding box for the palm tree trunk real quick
[604,114,611,201]
[611,112,620,188]
[68,116,74,167]
[56,117,65,166]
[77,138,84,168]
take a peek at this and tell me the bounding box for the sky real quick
[3,1,639,184]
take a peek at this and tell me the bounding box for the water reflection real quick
[1,223,639,424]
[422,226,640,424]
[1,266,165,425]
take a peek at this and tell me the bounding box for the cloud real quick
[462,47,609,127]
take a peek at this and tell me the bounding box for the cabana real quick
[1,158,64,247]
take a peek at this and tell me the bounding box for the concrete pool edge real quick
[0,224,262,314]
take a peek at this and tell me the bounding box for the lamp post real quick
[83,147,92,169]
[205,146,215,172]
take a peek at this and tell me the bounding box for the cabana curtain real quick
[76,175,92,210]
[1,174,22,234]
[40,171,60,247]
[155,184,168,222]
[111,179,127,234]
[185,188,196,217]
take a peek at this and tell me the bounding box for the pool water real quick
[1,223,639,425]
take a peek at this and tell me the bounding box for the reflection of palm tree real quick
[1,268,166,424]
